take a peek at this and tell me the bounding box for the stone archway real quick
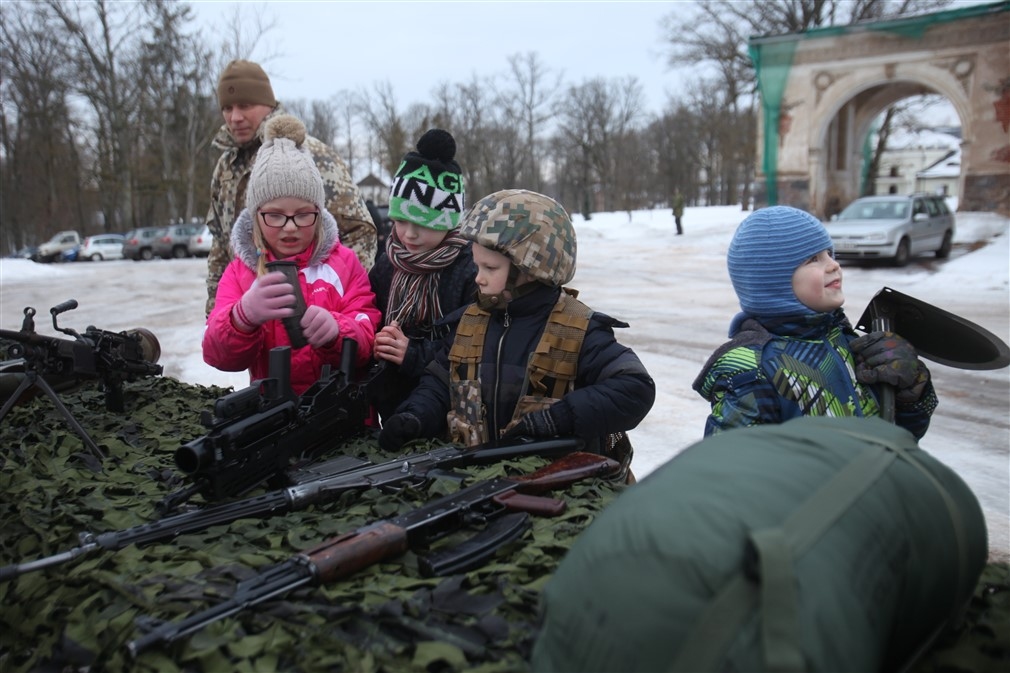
[749,2,1010,217]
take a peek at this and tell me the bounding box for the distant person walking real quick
[204,59,377,315]
[672,189,685,235]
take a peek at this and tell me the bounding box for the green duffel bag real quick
[531,416,988,673]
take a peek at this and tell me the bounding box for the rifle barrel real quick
[127,558,313,657]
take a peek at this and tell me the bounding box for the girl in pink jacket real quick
[203,115,380,395]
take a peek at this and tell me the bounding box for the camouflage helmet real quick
[459,189,577,286]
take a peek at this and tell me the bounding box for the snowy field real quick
[2,204,1008,560]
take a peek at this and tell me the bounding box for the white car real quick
[824,194,955,267]
[76,234,125,261]
[188,225,213,257]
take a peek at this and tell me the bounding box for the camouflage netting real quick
[0,374,1006,672]
[0,375,622,672]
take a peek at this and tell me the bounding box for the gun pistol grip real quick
[493,491,567,517]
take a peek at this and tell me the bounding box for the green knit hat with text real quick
[388,129,465,231]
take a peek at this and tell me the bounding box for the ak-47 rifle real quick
[0,436,584,582]
[126,451,619,657]
[156,338,377,514]
[0,300,163,459]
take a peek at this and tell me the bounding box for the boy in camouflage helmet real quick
[378,189,655,478]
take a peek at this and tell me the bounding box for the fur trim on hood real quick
[230,207,341,270]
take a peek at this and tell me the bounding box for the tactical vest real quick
[446,289,633,473]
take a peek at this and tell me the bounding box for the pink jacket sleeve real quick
[202,260,265,373]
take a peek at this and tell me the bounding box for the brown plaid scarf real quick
[385,229,467,328]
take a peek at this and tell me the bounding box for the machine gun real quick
[0,300,163,459]
[0,436,584,582]
[126,451,620,657]
[156,339,375,513]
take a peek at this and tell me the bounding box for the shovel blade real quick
[856,287,1010,370]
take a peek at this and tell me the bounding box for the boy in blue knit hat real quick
[693,205,937,438]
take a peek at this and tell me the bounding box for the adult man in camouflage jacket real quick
[205,60,377,315]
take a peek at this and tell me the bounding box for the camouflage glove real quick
[850,331,930,402]
[378,413,422,452]
[501,401,574,441]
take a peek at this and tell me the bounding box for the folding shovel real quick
[856,286,1010,421]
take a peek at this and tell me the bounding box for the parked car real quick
[33,230,81,263]
[187,225,214,257]
[75,234,125,261]
[153,224,201,259]
[123,227,164,261]
[824,194,955,267]
[8,246,38,260]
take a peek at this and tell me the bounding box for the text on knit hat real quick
[389,129,465,231]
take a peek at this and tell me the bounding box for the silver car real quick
[187,225,214,257]
[825,194,955,267]
[152,224,201,259]
[77,233,125,261]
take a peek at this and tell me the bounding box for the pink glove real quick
[233,271,294,331]
[301,305,340,348]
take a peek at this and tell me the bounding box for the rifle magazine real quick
[417,511,531,577]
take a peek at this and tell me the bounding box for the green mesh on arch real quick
[746,0,1008,205]
[747,39,797,205]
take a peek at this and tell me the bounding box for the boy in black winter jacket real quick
[378,189,655,479]
[368,129,477,422]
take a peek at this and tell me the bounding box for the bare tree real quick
[0,4,90,250]
[497,52,560,192]
[357,81,410,182]
[135,1,217,226]
[447,74,501,201]
[46,0,150,231]
[556,77,645,214]
[209,2,281,71]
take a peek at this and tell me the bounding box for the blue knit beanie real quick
[727,206,833,317]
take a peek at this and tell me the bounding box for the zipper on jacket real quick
[491,308,511,439]
[826,330,865,417]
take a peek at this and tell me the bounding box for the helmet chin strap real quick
[475,267,541,310]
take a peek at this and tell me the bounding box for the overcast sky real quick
[188,1,690,115]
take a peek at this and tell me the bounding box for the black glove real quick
[501,402,574,441]
[378,412,422,452]
[850,330,930,402]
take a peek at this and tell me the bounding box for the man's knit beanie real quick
[217,59,277,109]
[245,115,324,215]
[388,129,465,231]
[727,205,834,317]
